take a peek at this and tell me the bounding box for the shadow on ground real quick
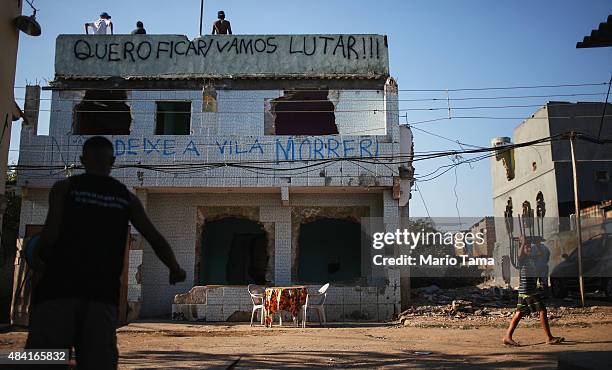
[120,348,612,369]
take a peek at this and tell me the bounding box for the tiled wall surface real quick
[18,87,399,189]
[15,82,408,322]
[17,189,402,321]
[140,192,392,317]
[172,275,401,323]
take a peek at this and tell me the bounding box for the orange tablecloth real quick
[264,286,307,327]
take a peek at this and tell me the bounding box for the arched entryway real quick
[200,217,268,285]
[297,218,362,284]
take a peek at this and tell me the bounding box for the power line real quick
[597,74,612,140]
[407,124,485,149]
[399,82,610,92]
[12,81,610,92]
[414,182,433,222]
[408,114,612,126]
[12,91,609,103]
[11,131,608,176]
[415,152,495,182]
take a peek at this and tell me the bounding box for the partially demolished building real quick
[15,34,412,322]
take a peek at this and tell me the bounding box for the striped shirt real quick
[518,254,537,295]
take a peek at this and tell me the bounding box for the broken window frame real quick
[155,101,192,135]
[265,89,338,136]
[73,89,132,135]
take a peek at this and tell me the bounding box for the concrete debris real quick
[398,285,603,325]
[173,286,209,304]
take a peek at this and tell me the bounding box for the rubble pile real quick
[397,284,606,325]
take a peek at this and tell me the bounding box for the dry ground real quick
[2,309,612,369]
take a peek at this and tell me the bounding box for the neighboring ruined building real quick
[490,102,612,286]
[470,217,496,259]
[14,34,412,322]
[454,217,496,260]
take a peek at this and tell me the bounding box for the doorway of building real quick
[298,218,362,284]
[200,217,268,285]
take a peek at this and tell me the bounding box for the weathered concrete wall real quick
[548,102,612,162]
[492,102,612,221]
[489,102,612,285]
[55,34,389,78]
[548,103,612,214]
[0,0,22,233]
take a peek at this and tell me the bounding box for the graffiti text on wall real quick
[113,137,379,161]
[73,35,383,62]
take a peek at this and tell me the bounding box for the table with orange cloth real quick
[264,286,307,327]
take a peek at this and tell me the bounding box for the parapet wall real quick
[55,34,390,78]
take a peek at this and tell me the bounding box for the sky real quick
[10,0,612,217]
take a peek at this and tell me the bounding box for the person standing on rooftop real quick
[212,10,232,35]
[131,21,146,34]
[85,12,114,35]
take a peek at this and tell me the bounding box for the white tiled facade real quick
[17,34,411,322]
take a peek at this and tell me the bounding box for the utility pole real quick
[569,132,585,307]
[199,0,205,36]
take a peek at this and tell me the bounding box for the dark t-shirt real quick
[35,174,131,306]
[131,27,146,34]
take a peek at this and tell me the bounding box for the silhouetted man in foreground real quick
[26,136,186,369]
[212,10,232,35]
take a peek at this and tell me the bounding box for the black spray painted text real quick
[73,35,383,62]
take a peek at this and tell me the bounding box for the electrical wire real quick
[398,82,610,92]
[414,181,433,222]
[17,102,612,115]
[12,91,609,104]
[9,131,608,176]
[597,74,612,140]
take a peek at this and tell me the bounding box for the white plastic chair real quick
[248,284,265,326]
[302,283,330,328]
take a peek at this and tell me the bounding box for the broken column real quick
[22,85,40,133]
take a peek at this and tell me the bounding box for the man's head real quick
[136,21,144,28]
[81,136,115,176]
[217,11,225,20]
[100,12,111,20]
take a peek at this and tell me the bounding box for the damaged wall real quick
[47,88,387,140]
[266,90,337,135]
[195,206,275,285]
[73,89,132,135]
[290,206,370,283]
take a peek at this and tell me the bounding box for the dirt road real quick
[2,314,612,369]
